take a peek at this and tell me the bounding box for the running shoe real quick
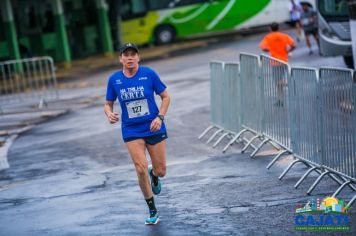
[145,210,160,225]
[148,165,161,195]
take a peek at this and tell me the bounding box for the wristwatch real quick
[157,114,164,121]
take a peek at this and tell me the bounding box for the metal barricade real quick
[320,67,356,180]
[210,62,241,148]
[200,53,356,207]
[289,67,320,165]
[260,55,291,151]
[228,53,264,154]
[239,53,263,134]
[277,67,324,186]
[0,57,58,108]
[223,63,240,133]
[200,61,242,148]
[306,68,356,195]
[199,61,225,142]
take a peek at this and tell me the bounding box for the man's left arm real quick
[158,90,170,116]
[150,90,170,132]
[287,36,297,52]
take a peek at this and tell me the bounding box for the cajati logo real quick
[294,197,351,231]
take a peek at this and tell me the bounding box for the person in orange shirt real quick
[259,22,296,62]
[259,23,296,106]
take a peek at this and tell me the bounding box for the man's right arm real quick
[104,101,119,124]
[259,37,270,52]
[286,35,296,52]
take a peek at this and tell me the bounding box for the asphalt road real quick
[0,30,355,235]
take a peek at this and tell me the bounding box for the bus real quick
[120,0,314,45]
[316,0,353,68]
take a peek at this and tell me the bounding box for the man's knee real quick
[134,162,148,178]
[154,166,166,177]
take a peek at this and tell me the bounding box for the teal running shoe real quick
[145,210,160,225]
[148,165,161,195]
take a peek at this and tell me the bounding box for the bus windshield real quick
[318,0,349,18]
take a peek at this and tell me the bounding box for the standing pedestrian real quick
[104,43,170,225]
[289,0,303,41]
[300,4,319,55]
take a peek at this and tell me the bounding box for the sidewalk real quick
[55,40,209,82]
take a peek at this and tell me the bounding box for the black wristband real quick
[158,115,164,121]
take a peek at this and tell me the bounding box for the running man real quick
[288,0,303,41]
[104,43,170,225]
[300,4,319,55]
[259,22,296,63]
[259,23,295,106]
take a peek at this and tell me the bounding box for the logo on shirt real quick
[139,77,148,81]
[120,86,145,101]
[116,79,122,84]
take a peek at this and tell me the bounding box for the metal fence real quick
[199,61,225,143]
[289,67,321,166]
[199,53,356,207]
[229,53,265,155]
[0,57,58,109]
[319,68,356,180]
[199,61,241,147]
[239,54,262,135]
[223,63,240,133]
[260,55,291,151]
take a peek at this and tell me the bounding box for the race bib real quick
[126,99,150,118]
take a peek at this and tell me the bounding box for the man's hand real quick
[150,117,162,132]
[107,112,119,124]
[287,44,296,53]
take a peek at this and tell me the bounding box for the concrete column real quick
[348,0,356,69]
[1,0,20,61]
[96,0,114,57]
[108,0,122,50]
[52,0,71,68]
[117,2,122,48]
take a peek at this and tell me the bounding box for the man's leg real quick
[146,140,167,178]
[305,33,312,54]
[273,66,285,106]
[295,22,302,41]
[313,31,319,45]
[126,139,159,224]
[126,139,152,199]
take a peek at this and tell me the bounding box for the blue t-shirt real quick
[106,66,167,139]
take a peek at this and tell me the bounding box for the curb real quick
[0,126,33,171]
[0,109,70,171]
[55,40,209,82]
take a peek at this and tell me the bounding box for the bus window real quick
[147,0,172,10]
[121,0,147,20]
[319,0,349,17]
[171,0,207,7]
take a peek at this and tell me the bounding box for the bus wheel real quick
[155,26,175,45]
[343,56,354,69]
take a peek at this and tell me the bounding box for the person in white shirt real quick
[288,0,303,41]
